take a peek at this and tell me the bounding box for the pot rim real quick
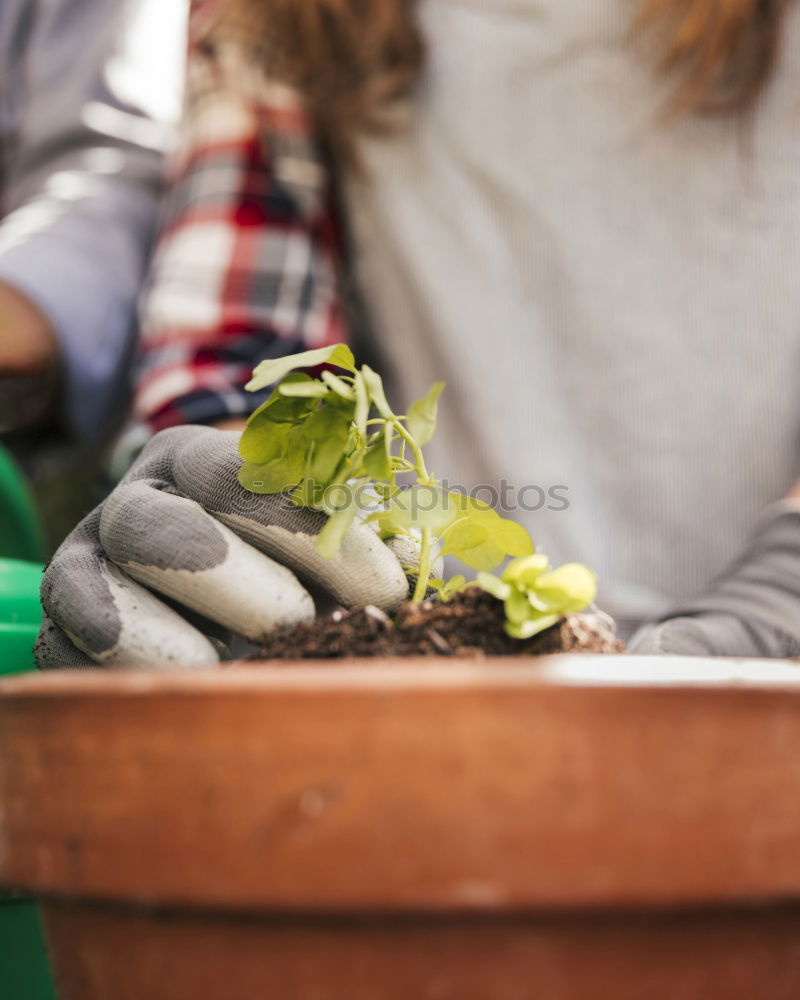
[2,653,800,696]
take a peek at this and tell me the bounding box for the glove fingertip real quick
[35,614,98,670]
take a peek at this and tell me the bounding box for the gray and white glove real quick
[629,501,800,658]
[36,426,409,669]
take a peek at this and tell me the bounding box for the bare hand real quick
[0,282,59,431]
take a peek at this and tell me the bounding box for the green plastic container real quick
[0,445,44,564]
[0,445,57,1000]
[0,558,44,674]
[0,901,57,1000]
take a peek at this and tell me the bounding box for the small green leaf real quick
[503,553,550,588]
[428,575,469,602]
[439,517,488,559]
[360,365,393,418]
[448,491,493,516]
[315,501,358,559]
[246,373,315,421]
[376,484,457,536]
[239,384,321,464]
[240,378,320,464]
[484,516,534,558]
[238,419,291,464]
[413,484,461,533]
[533,563,597,614]
[366,508,402,537]
[457,541,506,572]
[237,453,303,494]
[363,431,392,481]
[303,404,350,442]
[504,588,534,626]
[353,371,370,437]
[385,423,397,482]
[440,511,506,569]
[406,381,444,447]
[442,494,534,565]
[278,381,330,398]
[308,439,348,485]
[475,572,511,601]
[321,370,355,400]
[440,574,468,600]
[246,343,356,392]
[505,614,560,640]
[488,556,596,640]
[305,409,351,484]
[372,480,400,501]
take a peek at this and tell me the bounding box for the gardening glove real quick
[35,426,410,669]
[629,501,800,658]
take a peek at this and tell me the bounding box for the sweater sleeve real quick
[0,0,184,441]
[0,0,186,444]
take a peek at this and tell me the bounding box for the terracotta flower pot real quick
[2,655,800,1000]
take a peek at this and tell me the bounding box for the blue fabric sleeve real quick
[0,0,186,443]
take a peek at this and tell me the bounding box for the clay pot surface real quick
[2,654,800,999]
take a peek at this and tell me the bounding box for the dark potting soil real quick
[256,586,624,660]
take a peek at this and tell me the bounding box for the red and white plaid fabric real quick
[134,1,346,431]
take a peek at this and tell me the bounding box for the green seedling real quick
[238,343,595,632]
[475,555,597,639]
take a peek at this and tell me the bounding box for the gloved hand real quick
[629,501,800,658]
[35,426,410,669]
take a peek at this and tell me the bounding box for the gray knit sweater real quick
[344,0,800,638]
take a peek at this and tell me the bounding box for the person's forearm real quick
[213,418,247,431]
[0,281,58,375]
[0,0,185,443]
[0,281,60,432]
[0,176,159,442]
[630,487,800,658]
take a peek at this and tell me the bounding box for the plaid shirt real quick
[134,1,346,432]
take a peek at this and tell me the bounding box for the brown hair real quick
[222,0,789,163]
[636,0,789,115]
